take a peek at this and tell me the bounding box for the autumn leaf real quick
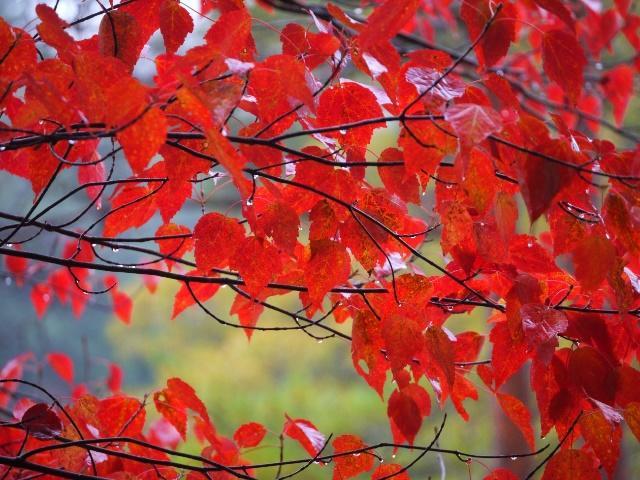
[233,422,267,448]
[159,0,194,54]
[304,239,351,306]
[47,352,74,384]
[283,415,326,456]
[542,29,587,105]
[332,434,374,480]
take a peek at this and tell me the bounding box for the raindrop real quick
[510,456,518,461]
[96,204,102,211]
[595,62,603,70]
[317,339,323,344]
[527,242,533,248]
[391,454,396,459]
[69,139,76,145]
[112,247,119,252]
[578,213,585,219]
[352,453,360,457]
[38,120,44,125]
[91,243,97,247]
[354,7,363,14]
[246,198,254,206]
[0,146,5,151]
[5,277,12,286]
[445,184,453,189]
[6,244,13,248]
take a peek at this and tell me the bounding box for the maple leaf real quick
[304,239,351,306]
[445,103,502,147]
[159,0,194,54]
[541,29,587,105]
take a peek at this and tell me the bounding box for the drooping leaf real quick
[460,0,517,68]
[159,0,194,54]
[304,239,351,306]
[541,449,600,480]
[497,393,535,450]
[580,410,621,478]
[116,107,167,174]
[541,29,586,105]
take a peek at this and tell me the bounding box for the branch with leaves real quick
[1,0,639,478]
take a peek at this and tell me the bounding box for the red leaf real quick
[625,402,640,441]
[382,315,423,372]
[519,140,574,222]
[154,377,211,439]
[194,213,245,271]
[20,403,62,439]
[351,311,387,396]
[154,223,193,272]
[283,415,326,456]
[5,246,28,286]
[332,434,374,480]
[534,0,575,30]
[568,346,616,405]
[497,393,535,450]
[106,363,123,393]
[484,469,518,480]
[30,283,52,319]
[103,185,157,237]
[0,18,37,81]
[572,235,616,291]
[378,147,420,204]
[541,449,599,480]
[541,30,586,105]
[172,276,221,319]
[387,384,430,445]
[47,352,74,384]
[445,103,502,147]
[304,239,351,306]
[371,464,410,480]
[357,0,420,49]
[601,65,634,127]
[98,396,146,437]
[117,107,167,174]
[231,236,282,296]
[520,303,567,350]
[280,23,339,69]
[159,0,194,54]
[248,55,313,124]
[233,422,267,448]
[580,410,621,478]
[98,10,144,70]
[460,0,517,67]
[315,82,384,161]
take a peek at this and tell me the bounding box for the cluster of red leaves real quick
[1,0,640,478]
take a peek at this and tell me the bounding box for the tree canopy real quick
[1,0,639,479]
